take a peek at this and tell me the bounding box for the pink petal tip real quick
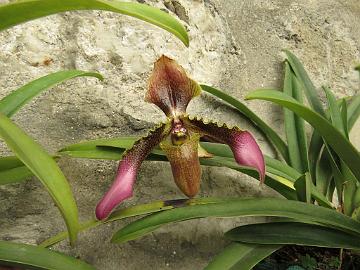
[95,162,136,220]
[232,131,265,183]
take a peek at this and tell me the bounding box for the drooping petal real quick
[160,133,202,197]
[183,116,265,183]
[145,55,201,117]
[95,122,170,220]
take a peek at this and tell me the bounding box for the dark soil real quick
[254,246,360,270]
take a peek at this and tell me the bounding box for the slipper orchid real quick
[95,56,265,220]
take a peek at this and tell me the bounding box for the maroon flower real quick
[95,56,265,220]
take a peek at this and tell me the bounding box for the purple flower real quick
[95,56,265,220]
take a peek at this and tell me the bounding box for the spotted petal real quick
[95,123,169,220]
[145,55,201,117]
[160,133,202,197]
[183,116,265,183]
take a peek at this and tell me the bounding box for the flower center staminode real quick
[171,119,188,146]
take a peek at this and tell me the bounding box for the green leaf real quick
[59,136,137,160]
[315,149,332,196]
[204,242,280,270]
[283,62,308,172]
[0,156,33,185]
[327,150,344,205]
[200,84,289,162]
[310,95,359,189]
[283,50,326,116]
[339,156,358,216]
[226,222,360,250]
[340,99,349,139]
[324,86,346,136]
[327,179,336,202]
[314,92,355,210]
[40,197,228,247]
[308,131,324,185]
[352,187,360,221]
[111,197,360,244]
[0,240,95,270]
[284,50,325,185]
[309,181,334,208]
[343,174,357,216]
[294,173,312,203]
[0,156,59,185]
[246,89,360,184]
[0,70,103,117]
[0,113,79,245]
[0,0,189,46]
[347,95,360,130]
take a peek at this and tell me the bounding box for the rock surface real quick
[0,0,359,269]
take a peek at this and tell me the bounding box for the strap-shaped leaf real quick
[340,99,349,138]
[285,50,326,184]
[204,242,280,270]
[324,88,358,213]
[41,198,226,247]
[315,149,332,195]
[283,62,308,173]
[0,156,33,185]
[312,94,359,197]
[59,137,137,160]
[0,113,79,245]
[308,131,324,184]
[226,222,360,249]
[347,95,360,130]
[246,90,360,184]
[0,240,95,270]
[0,0,189,46]
[294,173,312,203]
[111,197,360,244]
[0,70,103,117]
[201,84,289,162]
[284,50,325,116]
[324,86,346,136]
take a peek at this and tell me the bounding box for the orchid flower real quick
[95,56,265,220]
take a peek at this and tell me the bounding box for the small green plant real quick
[327,256,341,269]
[299,254,317,270]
